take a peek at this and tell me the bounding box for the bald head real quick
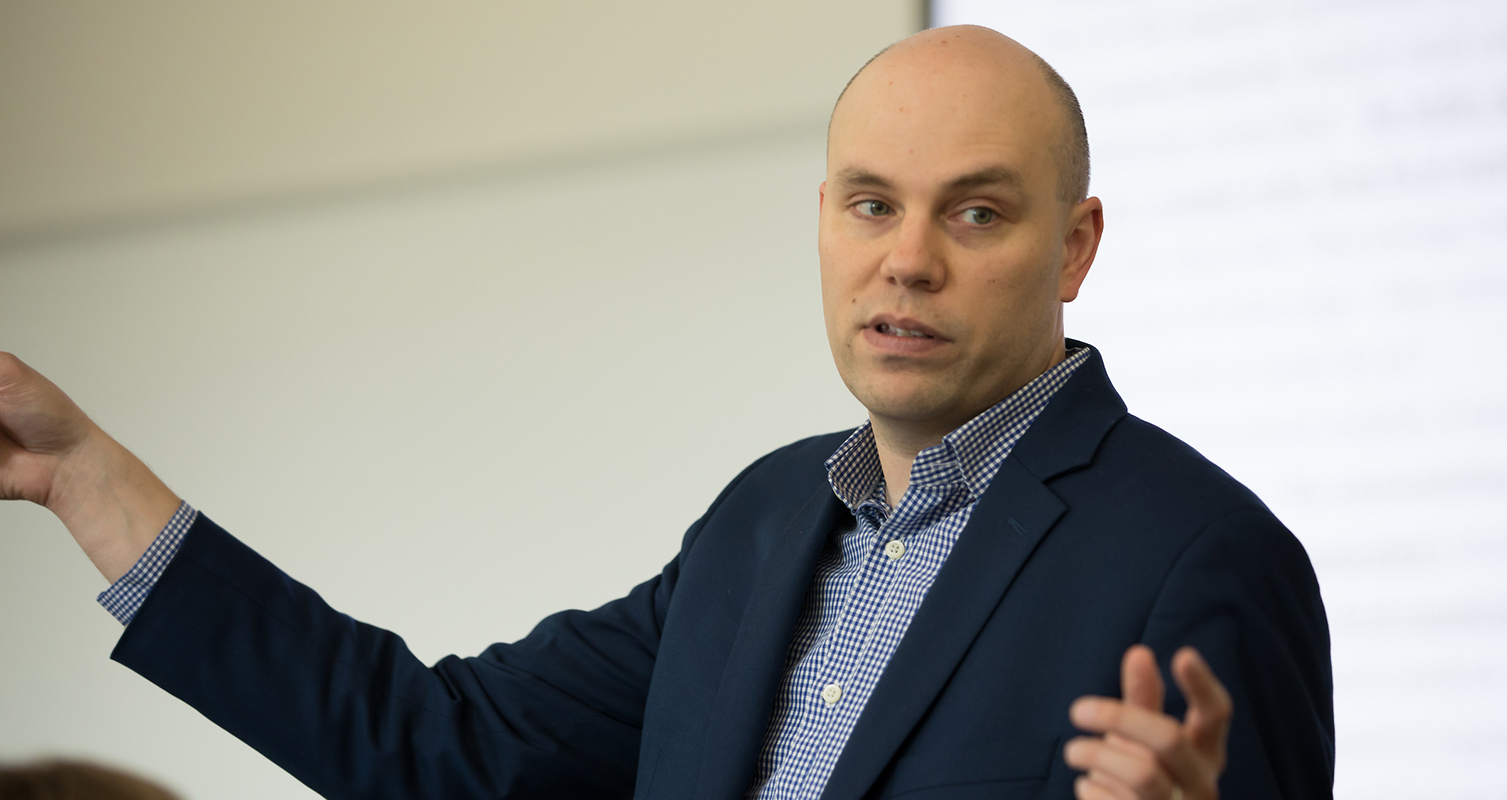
[830,26,1090,204]
[817,25,1106,448]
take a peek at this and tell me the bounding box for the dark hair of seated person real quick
[0,760,181,800]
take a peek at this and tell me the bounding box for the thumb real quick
[1121,643,1164,712]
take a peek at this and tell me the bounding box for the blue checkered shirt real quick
[96,501,198,624]
[746,347,1089,799]
[97,349,1089,797]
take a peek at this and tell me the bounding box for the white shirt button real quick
[821,682,843,706]
[883,539,906,561]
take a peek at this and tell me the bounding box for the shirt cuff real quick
[96,501,199,625]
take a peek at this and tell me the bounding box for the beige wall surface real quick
[0,0,918,242]
[0,126,865,799]
[0,3,918,797]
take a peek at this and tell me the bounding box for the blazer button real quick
[883,539,906,561]
[821,682,843,706]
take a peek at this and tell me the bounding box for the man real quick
[0,26,1332,800]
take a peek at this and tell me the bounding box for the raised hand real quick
[0,352,99,505]
[0,352,179,581]
[1064,644,1232,800]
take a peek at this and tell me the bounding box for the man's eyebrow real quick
[831,166,1027,193]
[833,168,893,190]
[945,167,1026,192]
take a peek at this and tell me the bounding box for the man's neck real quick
[870,341,1069,509]
[870,417,953,509]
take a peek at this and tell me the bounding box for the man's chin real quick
[854,387,965,430]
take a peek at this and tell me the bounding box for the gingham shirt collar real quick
[824,346,1092,511]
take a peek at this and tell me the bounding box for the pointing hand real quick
[1064,644,1232,800]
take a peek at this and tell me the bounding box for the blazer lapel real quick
[693,485,851,800]
[818,459,1065,800]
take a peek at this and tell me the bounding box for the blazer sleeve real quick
[110,511,694,800]
[1140,508,1335,800]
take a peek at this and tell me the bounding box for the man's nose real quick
[879,213,945,291]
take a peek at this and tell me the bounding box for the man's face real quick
[820,36,1100,439]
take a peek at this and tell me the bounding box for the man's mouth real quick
[875,323,936,339]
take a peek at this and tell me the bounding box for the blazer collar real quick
[819,339,1128,800]
[1007,339,1129,483]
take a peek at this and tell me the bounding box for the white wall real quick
[0,128,864,798]
[931,2,1507,797]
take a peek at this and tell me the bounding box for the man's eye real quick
[961,207,996,225]
[855,200,892,217]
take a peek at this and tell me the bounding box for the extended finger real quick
[1122,644,1164,711]
[1172,647,1233,758]
[1070,697,1209,794]
[1065,734,1174,799]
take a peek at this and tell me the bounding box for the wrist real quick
[48,426,181,583]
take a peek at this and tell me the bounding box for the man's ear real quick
[819,181,827,211]
[1060,196,1103,302]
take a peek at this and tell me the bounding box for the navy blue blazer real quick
[112,344,1333,799]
